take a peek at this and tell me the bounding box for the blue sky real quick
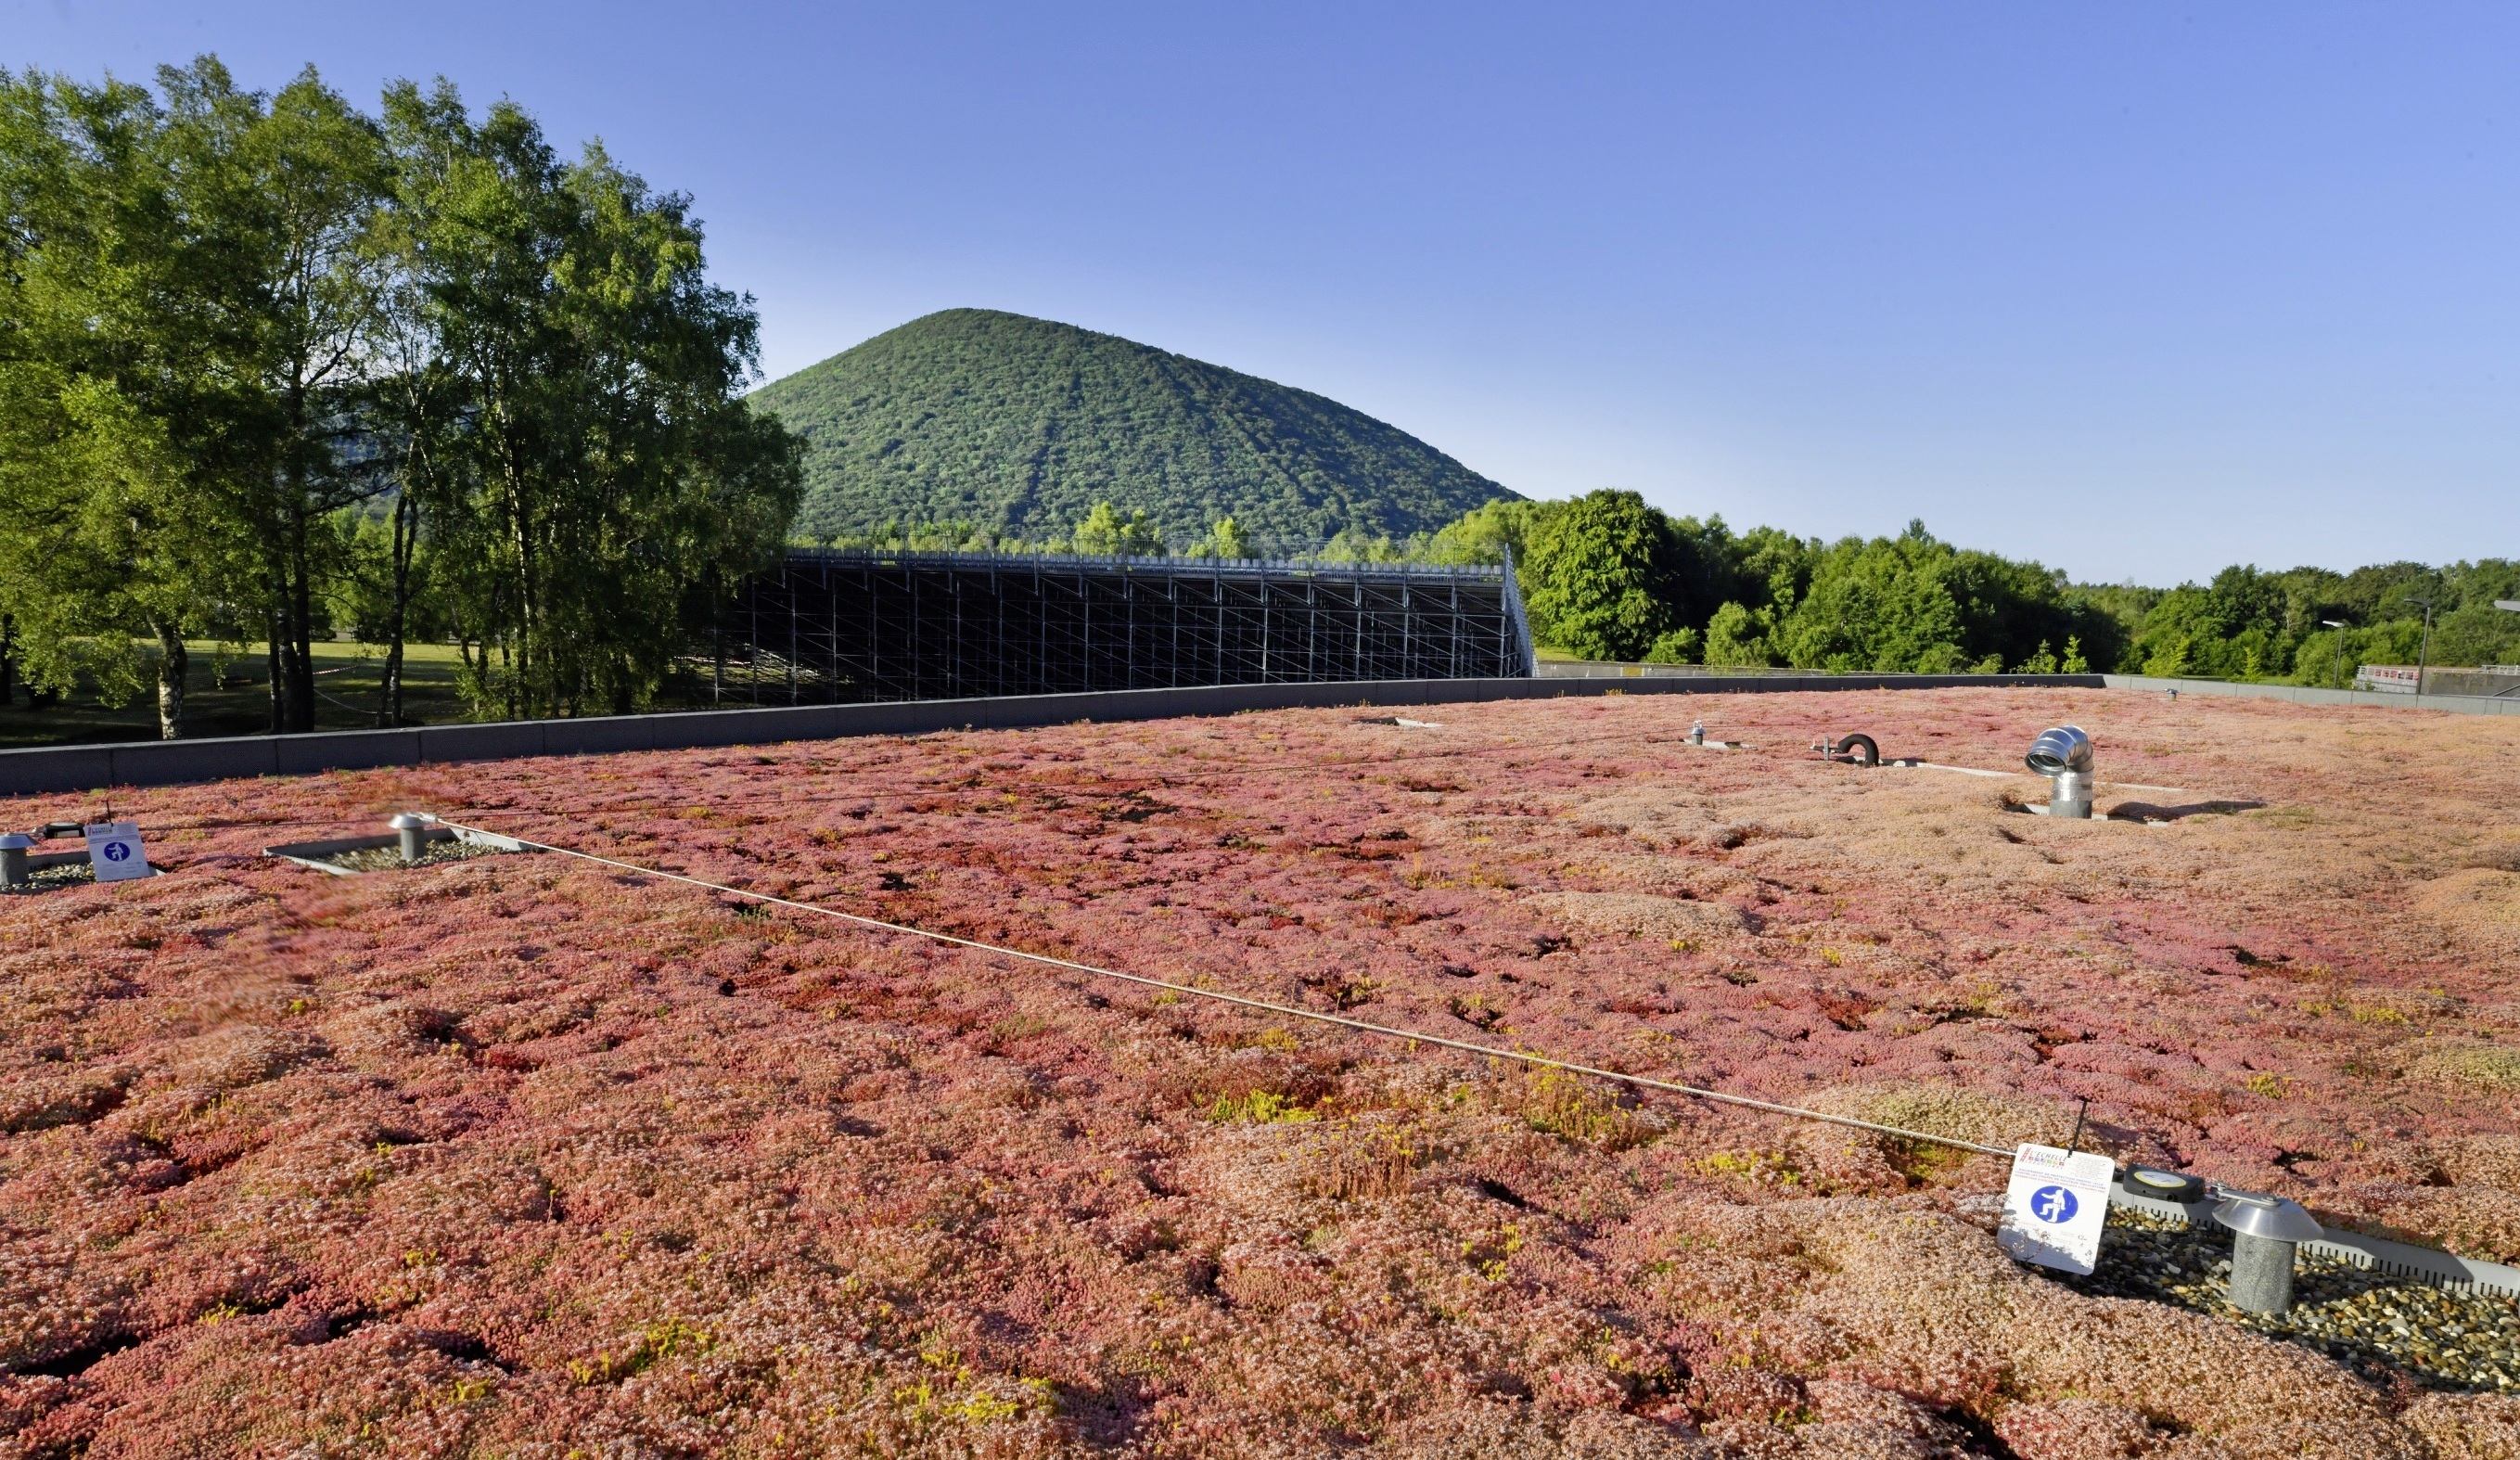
[14,2,2515,582]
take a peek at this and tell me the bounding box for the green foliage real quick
[1642,628,1700,665]
[1183,515,1252,560]
[1518,491,1690,660]
[1315,527,1416,563]
[1702,602,1776,668]
[749,309,1517,545]
[329,509,450,644]
[1070,502,1168,557]
[2097,558,2519,682]
[385,83,802,719]
[1422,498,1558,567]
[0,62,267,733]
[812,519,1035,554]
[1430,503,2124,673]
[1762,522,2120,674]
[1770,523,1967,672]
[0,58,802,734]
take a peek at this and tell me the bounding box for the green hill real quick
[748,309,1517,545]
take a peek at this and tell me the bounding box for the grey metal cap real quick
[0,833,31,850]
[2025,725,2094,776]
[2123,1166,2207,1203]
[2211,1190,2323,1242]
[388,813,430,830]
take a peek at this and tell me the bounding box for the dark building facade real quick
[712,550,1535,705]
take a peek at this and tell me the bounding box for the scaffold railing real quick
[711,549,1537,705]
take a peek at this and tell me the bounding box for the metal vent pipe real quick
[389,813,429,864]
[2026,726,2094,819]
[2213,1189,2322,1314]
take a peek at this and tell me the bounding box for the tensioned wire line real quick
[431,814,2021,1159]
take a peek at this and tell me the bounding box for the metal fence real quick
[711,550,1537,705]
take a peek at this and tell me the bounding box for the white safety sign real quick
[1997,1143,2115,1275]
[84,821,151,883]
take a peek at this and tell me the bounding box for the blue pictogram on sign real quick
[102,841,130,862]
[2028,1185,2078,1224]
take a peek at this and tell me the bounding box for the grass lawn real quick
[0,640,475,749]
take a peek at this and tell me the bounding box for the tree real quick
[1759,522,2118,674]
[4,61,802,735]
[2142,636,2192,679]
[215,64,397,733]
[1702,602,1775,667]
[1641,628,1700,664]
[383,83,800,718]
[1518,490,1688,660]
[1071,501,1167,557]
[0,64,256,738]
[1770,524,1967,672]
[1183,516,1251,559]
[1424,498,1557,568]
[1732,527,1817,619]
[362,164,463,727]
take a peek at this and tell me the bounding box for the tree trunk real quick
[267,612,285,735]
[285,502,318,733]
[153,622,187,739]
[379,490,416,727]
[510,503,534,721]
[497,421,536,722]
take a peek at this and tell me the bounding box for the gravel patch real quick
[321,839,506,874]
[2055,1208,2520,1394]
[0,861,96,894]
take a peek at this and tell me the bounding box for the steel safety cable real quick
[431,815,2019,1159]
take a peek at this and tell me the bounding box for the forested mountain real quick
[749,309,1516,545]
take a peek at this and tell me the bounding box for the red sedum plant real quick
[2,688,2517,1456]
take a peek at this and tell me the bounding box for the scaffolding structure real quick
[712,550,1536,705]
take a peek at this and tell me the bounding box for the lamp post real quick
[2404,596,2436,696]
[2321,620,2347,691]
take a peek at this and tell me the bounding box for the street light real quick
[2321,620,2347,690]
[2403,596,2436,697]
